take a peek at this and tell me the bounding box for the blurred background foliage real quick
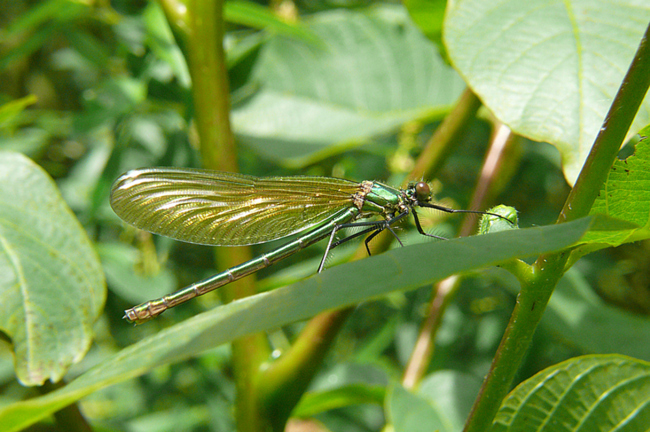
[0,0,649,431]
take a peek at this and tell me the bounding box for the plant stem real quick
[157,0,190,41]
[183,1,270,430]
[402,123,519,389]
[186,0,236,171]
[463,21,650,432]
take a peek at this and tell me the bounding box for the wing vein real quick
[110,168,362,246]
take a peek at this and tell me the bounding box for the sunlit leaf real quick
[0,152,105,386]
[445,0,650,185]
[569,133,650,263]
[492,355,650,431]
[0,216,604,430]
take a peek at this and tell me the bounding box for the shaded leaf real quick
[293,384,385,418]
[97,242,176,305]
[543,268,650,360]
[418,371,483,432]
[387,384,446,432]
[231,7,465,167]
[225,0,319,44]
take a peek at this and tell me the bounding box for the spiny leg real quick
[317,219,388,273]
[317,211,411,272]
[412,209,448,240]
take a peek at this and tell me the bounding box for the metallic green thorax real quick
[357,181,405,217]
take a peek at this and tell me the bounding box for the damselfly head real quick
[406,181,432,204]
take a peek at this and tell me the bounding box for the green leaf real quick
[3,0,86,37]
[0,95,38,133]
[231,7,465,167]
[387,384,446,432]
[143,2,191,88]
[293,384,385,418]
[445,0,650,185]
[542,268,650,360]
[0,0,88,70]
[388,371,482,432]
[479,205,519,235]
[417,371,483,432]
[404,0,447,43]
[587,132,650,243]
[491,355,650,432]
[0,152,105,386]
[0,217,601,431]
[224,0,319,44]
[569,134,650,263]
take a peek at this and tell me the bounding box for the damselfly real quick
[110,168,510,323]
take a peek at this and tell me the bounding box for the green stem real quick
[157,0,190,41]
[183,1,270,430]
[186,0,236,171]
[402,124,520,389]
[463,21,650,432]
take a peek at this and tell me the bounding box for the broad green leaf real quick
[569,133,650,264]
[0,152,105,386]
[231,7,465,167]
[492,355,650,432]
[0,217,602,431]
[404,0,447,43]
[445,0,650,185]
[587,131,650,242]
[543,268,650,360]
[387,384,447,432]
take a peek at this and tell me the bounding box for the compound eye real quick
[415,182,430,202]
